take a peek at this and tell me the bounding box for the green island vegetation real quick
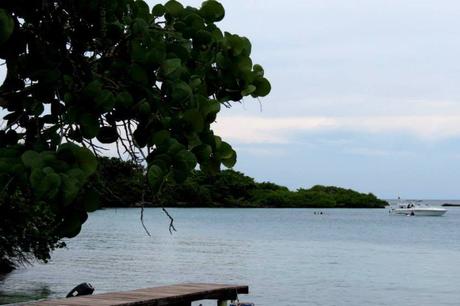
[94,157,388,209]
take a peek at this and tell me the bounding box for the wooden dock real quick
[23,283,249,306]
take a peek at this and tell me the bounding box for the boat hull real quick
[391,208,447,216]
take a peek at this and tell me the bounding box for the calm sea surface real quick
[2,201,460,305]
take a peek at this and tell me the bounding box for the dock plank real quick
[22,283,248,306]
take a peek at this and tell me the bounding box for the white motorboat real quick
[390,201,447,216]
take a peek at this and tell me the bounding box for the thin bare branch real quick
[257,97,263,112]
[140,205,151,237]
[1,176,14,194]
[119,137,136,161]
[162,207,177,234]
[89,140,109,152]
[4,112,25,131]
[123,120,139,164]
[115,140,123,159]
[127,120,148,162]
[137,191,151,236]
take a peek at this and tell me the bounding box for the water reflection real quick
[0,283,51,304]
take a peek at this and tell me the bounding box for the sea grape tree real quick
[0,0,270,267]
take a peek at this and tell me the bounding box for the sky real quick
[2,0,460,199]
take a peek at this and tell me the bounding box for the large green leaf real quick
[60,173,81,205]
[79,114,100,139]
[152,4,165,17]
[132,18,149,35]
[0,147,19,159]
[43,172,62,199]
[61,212,86,238]
[0,9,14,45]
[115,91,134,108]
[5,130,18,145]
[0,156,22,174]
[184,132,200,148]
[217,141,233,159]
[131,40,147,63]
[200,157,220,175]
[97,126,119,144]
[137,100,151,116]
[252,77,271,97]
[236,55,253,72]
[253,64,264,77]
[21,151,42,169]
[199,99,220,122]
[183,109,204,132]
[56,143,77,164]
[184,13,205,33]
[151,153,172,171]
[62,222,82,238]
[57,143,97,177]
[106,21,124,40]
[67,168,86,181]
[241,85,256,96]
[221,149,237,168]
[40,152,57,167]
[30,169,62,200]
[164,0,184,17]
[199,1,225,22]
[149,130,170,146]
[175,149,197,171]
[192,144,212,162]
[146,47,167,66]
[194,30,213,47]
[171,82,192,102]
[94,90,115,112]
[83,80,102,97]
[165,139,185,155]
[161,58,182,77]
[129,64,149,84]
[213,135,222,149]
[147,164,164,191]
[225,33,252,57]
[73,146,97,176]
[133,0,151,20]
[29,169,44,196]
[172,169,188,183]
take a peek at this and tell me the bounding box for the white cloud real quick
[342,147,416,158]
[235,146,288,157]
[213,116,337,144]
[213,115,460,144]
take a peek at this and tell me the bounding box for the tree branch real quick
[162,207,177,234]
[140,205,151,237]
[137,191,151,236]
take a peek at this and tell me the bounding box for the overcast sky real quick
[191,0,460,199]
[2,1,460,199]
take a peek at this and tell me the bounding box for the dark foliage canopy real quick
[95,157,388,209]
[0,0,270,269]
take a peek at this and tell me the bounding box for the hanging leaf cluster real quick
[0,0,270,254]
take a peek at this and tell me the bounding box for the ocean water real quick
[1,202,460,305]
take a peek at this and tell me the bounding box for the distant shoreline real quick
[442,203,460,207]
[105,203,388,209]
[96,158,389,210]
